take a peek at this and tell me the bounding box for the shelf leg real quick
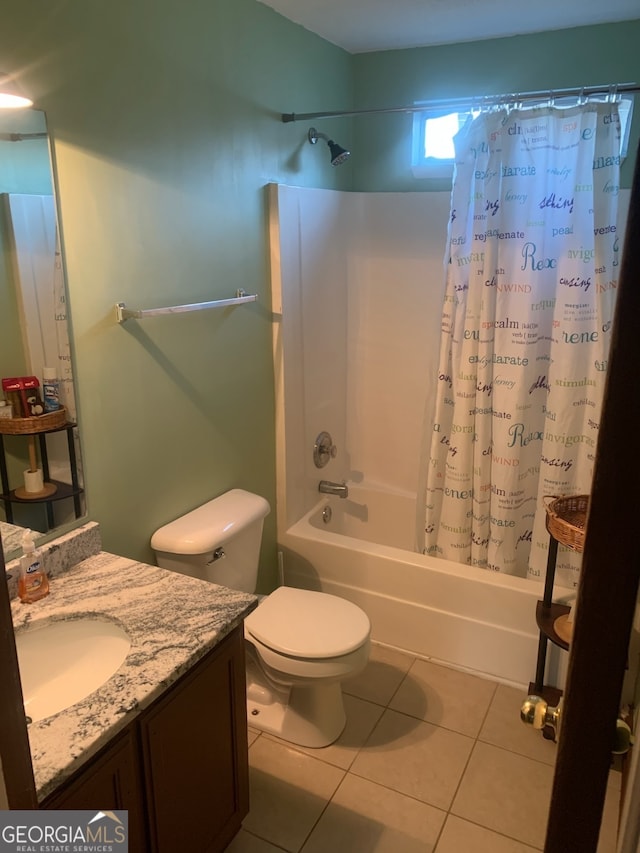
[533,630,549,694]
[38,433,55,530]
[542,535,559,606]
[66,427,82,519]
[0,435,13,523]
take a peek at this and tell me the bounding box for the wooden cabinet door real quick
[41,728,147,852]
[140,626,249,853]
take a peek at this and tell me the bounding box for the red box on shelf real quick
[1,376,45,417]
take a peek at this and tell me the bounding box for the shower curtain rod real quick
[281,81,638,123]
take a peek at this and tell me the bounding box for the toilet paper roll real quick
[24,468,44,493]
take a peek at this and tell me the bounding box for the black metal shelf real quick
[2,479,83,505]
[0,422,84,532]
[531,531,576,696]
[536,600,571,652]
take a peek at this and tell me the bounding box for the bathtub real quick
[279,484,564,688]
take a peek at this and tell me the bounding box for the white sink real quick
[15,618,131,723]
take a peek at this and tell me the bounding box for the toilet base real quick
[245,656,347,748]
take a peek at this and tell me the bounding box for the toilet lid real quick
[244,586,370,659]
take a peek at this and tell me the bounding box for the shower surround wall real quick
[271,184,449,527]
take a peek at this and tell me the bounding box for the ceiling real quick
[257,0,640,53]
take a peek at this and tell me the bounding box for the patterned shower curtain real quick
[420,100,623,588]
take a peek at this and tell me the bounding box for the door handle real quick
[521,694,563,741]
[521,696,635,755]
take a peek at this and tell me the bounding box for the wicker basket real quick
[0,406,67,435]
[544,494,589,553]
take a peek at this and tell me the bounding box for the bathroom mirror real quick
[0,108,85,561]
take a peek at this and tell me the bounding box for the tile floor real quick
[225,643,621,852]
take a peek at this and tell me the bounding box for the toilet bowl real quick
[244,585,370,746]
[151,489,371,748]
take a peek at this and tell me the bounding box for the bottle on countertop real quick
[42,367,61,412]
[18,529,49,603]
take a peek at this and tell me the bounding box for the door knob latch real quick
[521,695,563,741]
[521,696,635,755]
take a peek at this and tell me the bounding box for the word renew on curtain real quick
[422,101,622,588]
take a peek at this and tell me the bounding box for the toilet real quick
[151,489,371,748]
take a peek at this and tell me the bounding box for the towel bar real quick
[115,290,257,323]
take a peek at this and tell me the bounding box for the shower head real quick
[308,127,350,166]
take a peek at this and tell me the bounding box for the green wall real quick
[0,3,637,590]
[0,0,354,590]
[352,21,640,191]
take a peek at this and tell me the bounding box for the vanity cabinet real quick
[42,728,148,852]
[41,624,249,853]
[140,623,249,853]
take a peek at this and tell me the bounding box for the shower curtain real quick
[420,100,623,588]
[7,193,81,481]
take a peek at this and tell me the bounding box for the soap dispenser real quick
[18,529,49,603]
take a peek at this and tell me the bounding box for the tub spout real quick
[319,480,349,499]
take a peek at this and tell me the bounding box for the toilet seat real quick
[244,586,370,659]
[248,631,370,682]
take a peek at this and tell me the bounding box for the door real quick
[543,143,640,851]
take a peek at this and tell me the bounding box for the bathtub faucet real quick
[318,480,349,499]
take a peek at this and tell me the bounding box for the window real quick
[411,109,477,179]
[411,96,634,179]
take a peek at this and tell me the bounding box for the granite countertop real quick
[1,520,28,560]
[11,550,257,801]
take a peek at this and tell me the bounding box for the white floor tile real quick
[452,741,554,849]
[479,684,557,765]
[242,737,345,851]
[351,708,474,810]
[597,777,623,853]
[225,828,288,852]
[391,658,497,737]
[435,815,541,852]
[301,773,446,853]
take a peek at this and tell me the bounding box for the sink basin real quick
[15,618,131,723]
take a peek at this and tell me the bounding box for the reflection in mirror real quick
[1,519,26,560]
[0,109,85,562]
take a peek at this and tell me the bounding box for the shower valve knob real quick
[314,431,337,468]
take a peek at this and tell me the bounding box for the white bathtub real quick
[279,484,563,688]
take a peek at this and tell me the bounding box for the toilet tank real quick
[150,489,270,593]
